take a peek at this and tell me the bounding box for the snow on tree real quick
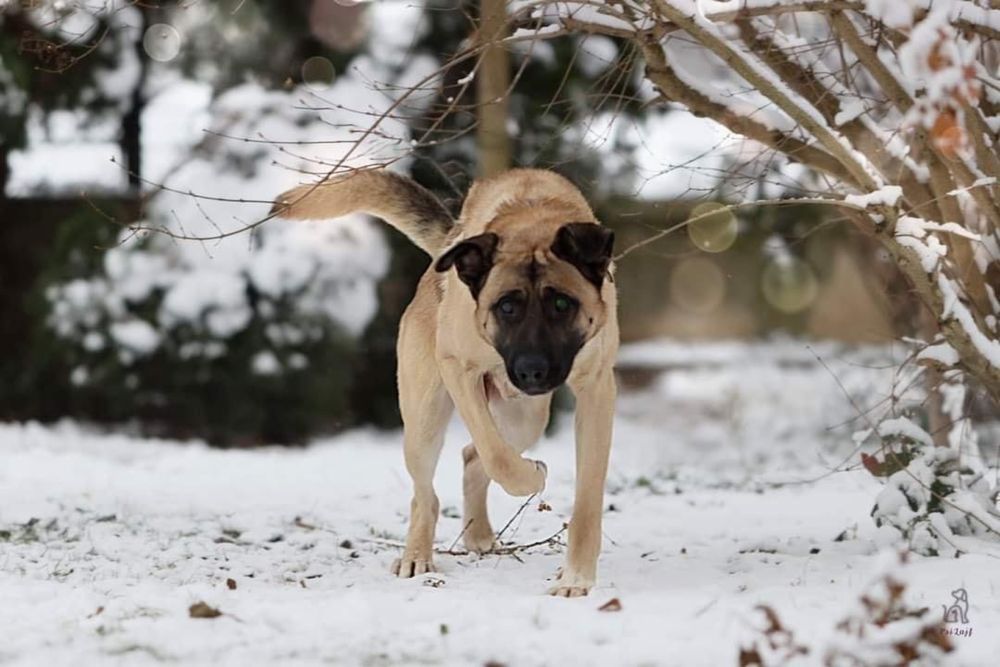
[494,0,999,397]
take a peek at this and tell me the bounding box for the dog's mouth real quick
[512,381,558,396]
[503,356,567,396]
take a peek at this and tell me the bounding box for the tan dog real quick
[274,168,617,596]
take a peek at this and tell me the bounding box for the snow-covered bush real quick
[39,77,398,441]
[822,551,953,666]
[32,0,437,442]
[741,551,953,666]
[867,415,1000,557]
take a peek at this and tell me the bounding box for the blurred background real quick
[0,0,920,446]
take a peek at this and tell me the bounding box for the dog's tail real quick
[271,170,454,256]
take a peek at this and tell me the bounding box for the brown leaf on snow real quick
[738,646,763,667]
[597,597,622,612]
[861,452,885,476]
[293,516,316,530]
[188,602,222,619]
[226,578,237,590]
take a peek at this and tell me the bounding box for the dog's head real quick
[435,219,613,395]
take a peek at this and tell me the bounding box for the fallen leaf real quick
[738,646,763,666]
[861,452,884,476]
[188,602,222,619]
[598,597,622,612]
[293,516,316,530]
[226,578,237,590]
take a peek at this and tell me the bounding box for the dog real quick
[273,168,618,596]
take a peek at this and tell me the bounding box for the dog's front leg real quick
[551,369,616,597]
[439,360,547,497]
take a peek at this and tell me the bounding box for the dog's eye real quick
[495,296,521,318]
[549,292,578,316]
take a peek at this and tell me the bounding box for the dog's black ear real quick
[434,233,499,298]
[551,222,614,289]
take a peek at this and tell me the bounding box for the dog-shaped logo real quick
[942,588,970,625]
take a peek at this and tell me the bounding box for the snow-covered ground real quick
[2,341,997,666]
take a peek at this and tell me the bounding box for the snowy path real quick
[2,343,997,665]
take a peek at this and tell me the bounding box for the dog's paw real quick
[547,571,594,598]
[495,457,548,497]
[548,584,591,598]
[391,555,434,578]
[462,524,496,554]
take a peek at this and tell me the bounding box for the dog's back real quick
[459,169,595,234]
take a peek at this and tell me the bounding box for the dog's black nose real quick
[512,354,550,392]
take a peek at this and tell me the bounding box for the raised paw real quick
[495,457,548,497]
[391,555,435,578]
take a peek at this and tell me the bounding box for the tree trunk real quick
[476,0,511,178]
[121,10,149,191]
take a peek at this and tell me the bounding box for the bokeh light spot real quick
[687,202,738,253]
[761,257,819,314]
[301,56,337,90]
[143,24,182,63]
[670,257,726,314]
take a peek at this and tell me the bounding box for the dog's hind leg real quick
[462,393,551,553]
[392,308,454,578]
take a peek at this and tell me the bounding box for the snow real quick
[7,142,126,196]
[509,24,562,41]
[623,111,738,200]
[35,33,420,365]
[158,270,252,339]
[109,319,161,359]
[0,54,27,116]
[864,0,916,29]
[576,35,618,77]
[518,1,643,35]
[251,351,281,376]
[899,6,982,130]
[876,416,934,448]
[3,340,998,666]
[895,216,950,273]
[845,185,903,209]
[938,275,1000,370]
[918,342,960,367]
